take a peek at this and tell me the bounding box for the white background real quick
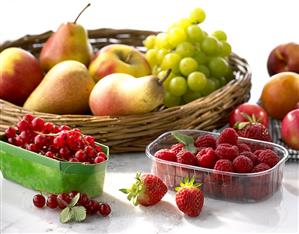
[1,0,299,102]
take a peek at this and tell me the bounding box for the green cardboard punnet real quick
[0,135,109,197]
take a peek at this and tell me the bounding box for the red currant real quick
[22,114,34,122]
[77,193,89,206]
[33,194,46,208]
[27,144,40,152]
[69,191,78,199]
[69,158,79,162]
[98,203,111,217]
[17,120,30,132]
[57,193,71,209]
[46,194,58,209]
[94,156,105,164]
[32,117,45,131]
[5,127,17,138]
[75,150,86,162]
[84,136,95,145]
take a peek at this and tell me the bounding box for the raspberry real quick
[257,149,280,167]
[170,143,184,155]
[254,149,264,157]
[251,163,271,173]
[215,143,239,161]
[217,128,239,145]
[154,149,177,162]
[214,159,234,172]
[245,184,271,201]
[203,174,222,197]
[237,143,252,153]
[176,150,197,166]
[196,147,218,168]
[240,151,259,166]
[233,155,254,173]
[194,135,216,149]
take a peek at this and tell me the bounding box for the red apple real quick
[281,109,299,150]
[0,47,44,105]
[88,44,151,82]
[267,42,299,76]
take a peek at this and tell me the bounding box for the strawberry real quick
[175,176,204,217]
[120,172,167,206]
[234,114,272,142]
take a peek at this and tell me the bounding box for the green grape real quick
[208,57,229,78]
[158,70,176,90]
[169,76,188,96]
[220,41,232,57]
[209,77,221,89]
[143,35,156,49]
[145,49,158,68]
[218,76,228,87]
[161,52,181,72]
[201,36,221,56]
[168,27,187,47]
[156,49,169,64]
[197,65,210,77]
[193,49,209,64]
[183,89,202,103]
[189,7,206,24]
[179,57,198,76]
[175,41,194,57]
[152,65,161,75]
[225,66,235,82]
[176,18,192,30]
[212,30,227,41]
[187,71,207,92]
[164,92,181,107]
[201,79,217,96]
[187,25,204,43]
[155,33,171,49]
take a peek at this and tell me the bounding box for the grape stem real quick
[158,69,171,85]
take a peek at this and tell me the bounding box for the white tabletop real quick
[1,0,299,233]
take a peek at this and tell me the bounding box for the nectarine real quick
[260,72,299,119]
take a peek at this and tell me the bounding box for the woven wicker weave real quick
[0,28,252,153]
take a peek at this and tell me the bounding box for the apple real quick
[267,42,299,76]
[281,109,299,150]
[88,44,151,82]
[0,47,44,106]
[260,72,299,119]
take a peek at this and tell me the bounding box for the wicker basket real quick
[0,28,251,153]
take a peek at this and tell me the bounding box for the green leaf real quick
[72,206,86,222]
[185,144,197,154]
[68,193,80,207]
[119,188,129,194]
[171,131,194,146]
[60,207,72,224]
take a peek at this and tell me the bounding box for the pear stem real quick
[158,69,171,85]
[74,3,91,24]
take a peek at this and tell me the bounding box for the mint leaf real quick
[172,131,197,154]
[72,206,86,222]
[68,193,80,207]
[171,131,194,146]
[60,207,72,224]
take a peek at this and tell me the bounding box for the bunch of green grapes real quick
[143,8,235,108]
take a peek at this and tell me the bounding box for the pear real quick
[89,71,170,116]
[39,4,92,71]
[24,60,95,114]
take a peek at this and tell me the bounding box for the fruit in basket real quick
[175,176,204,217]
[0,47,43,106]
[89,72,167,116]
[39,4,92,71]
[281,109,299,150]
[24,60,95,114]
[267,42,299,76]
[120,172,167,206]
[143,7,234,107]
[4,114,108,164]
[260,72,299,119]
[89,44,151,82]
[229,103,269,128]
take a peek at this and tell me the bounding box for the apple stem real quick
[74,3,91,24]
[158,69,171,85]
[125,52,134,63]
